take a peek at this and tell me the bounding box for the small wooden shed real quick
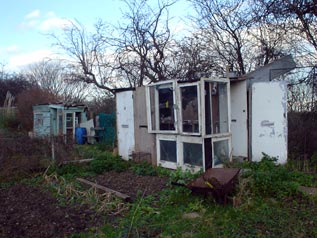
[32,102,87,140]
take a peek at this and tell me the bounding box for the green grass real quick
[2,146,317,238]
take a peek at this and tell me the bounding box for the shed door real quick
[251,81,287,163]
[230,81,248,158]
[116,91,135,160]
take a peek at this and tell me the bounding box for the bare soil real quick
[91,170,169,200]
[0,170,169,238]
[0,184,102,238]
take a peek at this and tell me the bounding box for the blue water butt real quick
[75,127,87,144]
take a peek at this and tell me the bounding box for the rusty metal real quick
[186,168,241,204]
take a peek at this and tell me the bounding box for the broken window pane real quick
[181,86,199,133]
[213,139,230,166]
[183,142,203,166]
[160,140,177,162]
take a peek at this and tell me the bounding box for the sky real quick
[0,0,189,72]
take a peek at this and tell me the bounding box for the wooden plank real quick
[76,178,131,202]
[62,159,94,164]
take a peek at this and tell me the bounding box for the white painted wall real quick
[116,90,135,160]
[251,81,287,163]
[230,81,248,158]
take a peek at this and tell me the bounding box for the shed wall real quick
[251,81,288,163]
[116,91,135,160]
[133,87,156,164]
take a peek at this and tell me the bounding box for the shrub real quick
[131,161,158,176]
[89,151,128,174]
[242,153,313,199]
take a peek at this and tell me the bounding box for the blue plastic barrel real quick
[75,127,87,144]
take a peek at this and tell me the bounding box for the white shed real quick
[230,55,295,163]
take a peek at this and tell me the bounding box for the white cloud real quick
[46,11,56,18]
[8,49,55,70]
[39,17,71,31]
[18,20,39,30]
[25,10,40,19]
[6,45,19,53]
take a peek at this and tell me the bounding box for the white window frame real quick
[200,77,231,137]
[178,82,201,136]
[156,134,178,169]
[179,136,204,172]
[212,136,232,168]
[146,80,178,134]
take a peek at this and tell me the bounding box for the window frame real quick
[178,82,201,136]
[180,136,205,172]
[212,137,232,168]
[156,134,178,169]
[146,80,178,134]
[200,77,231,137]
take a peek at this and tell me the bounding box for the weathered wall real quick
[230,80,248,158]
[116,90,135,160]
[251,81,288,163]
[33,112,51,137]
[133,87,156,165]
[288,112,317,159]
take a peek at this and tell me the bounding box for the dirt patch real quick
[91,170,169,200]
[0,184,102,238]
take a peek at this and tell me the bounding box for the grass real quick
[2,144,317,238]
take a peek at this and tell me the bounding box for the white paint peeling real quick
[116,90,135,160]
[251,81,288,163]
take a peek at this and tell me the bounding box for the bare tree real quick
[24,60,91,102]
[167,36,219,80]
[51,21,118,94]
[112,0,175,86]
[189,0,256,75]
[254,0,317,61]
[188,0,295,75]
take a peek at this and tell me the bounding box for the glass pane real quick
[58,115,63,134]
[149,86,157,130]
[181,86,199,133]
[183,142,203,166]
[208,82,229,134]
[213,140,230,166]
[158,85,175,131]
[218,83,229,133]
[66,113,73,128]
[205,82,212,135]
[160,140,177,162]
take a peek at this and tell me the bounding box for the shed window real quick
[180,85,199,133]
[66,113,73,128]
[183,142,203,166]
[148,82,176,132]
[213,139,230,167]
[160,140,177,162]
[205,81,229,134]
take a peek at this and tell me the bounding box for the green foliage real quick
[89,152,128,174]
[242,153,313,199]
[95,142,115,152]
[311,151,317,169]
[169,167,203,185]
[131,161,158,176]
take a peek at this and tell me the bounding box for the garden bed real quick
[87,170,169,200]
[0,184,102,238]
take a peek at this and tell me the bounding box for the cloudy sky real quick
[0,0,189,72]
